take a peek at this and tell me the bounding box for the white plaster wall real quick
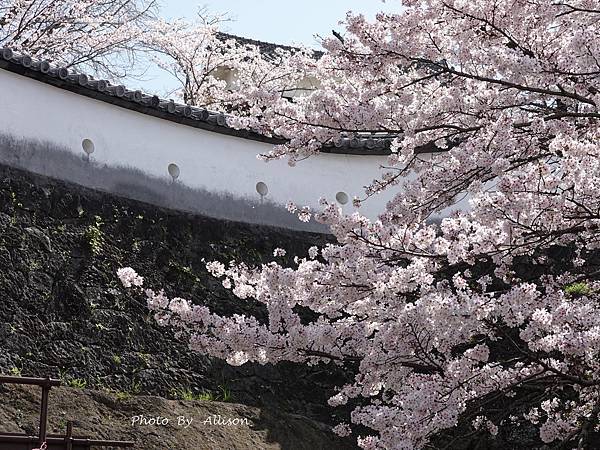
[0,69,401,224]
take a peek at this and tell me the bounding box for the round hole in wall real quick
[336,191,349,205]
[256,182,268,197]
[82,139,95,155]
[168,163,180,181]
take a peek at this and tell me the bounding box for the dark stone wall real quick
[0,162,353,429]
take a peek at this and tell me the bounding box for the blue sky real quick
[161,0,400,47]
[139,0,401,94]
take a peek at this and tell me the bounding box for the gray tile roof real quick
[0,46,393,155]
[216,32,325,59]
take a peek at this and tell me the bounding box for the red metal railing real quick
[0,375,135,449]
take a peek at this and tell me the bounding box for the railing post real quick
[66,421,73,450]
[38,381,50,446]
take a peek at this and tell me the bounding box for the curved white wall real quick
[0,68,404,230]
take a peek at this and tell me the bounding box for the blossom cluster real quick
[0,0,155,78]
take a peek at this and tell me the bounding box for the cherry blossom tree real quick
[0,0,156,77]
[120,1,600,448]
[142,10,318,109]
[140,10,229,106]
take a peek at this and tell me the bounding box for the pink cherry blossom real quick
[0,0,155,78]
